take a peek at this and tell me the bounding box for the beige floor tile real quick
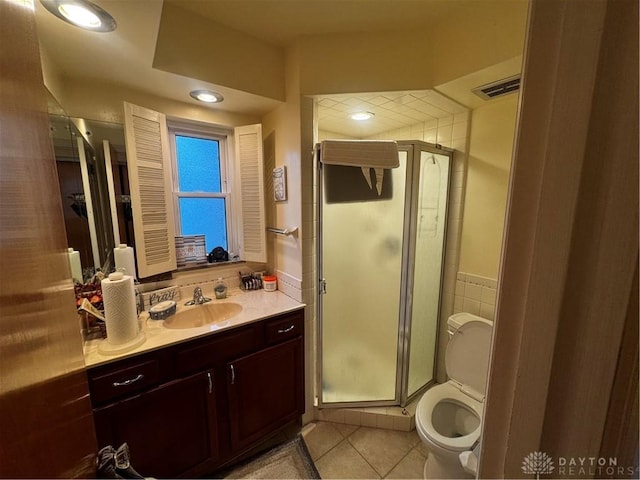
[414,438,430,457]
[301,421,344,461]
[384,448,426,479]
[409,429,421,447]
[348,426,417,477]
[333,422,359,438]
[315,439,381,479]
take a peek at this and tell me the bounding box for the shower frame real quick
[316,140,454,409]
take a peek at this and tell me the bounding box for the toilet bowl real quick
[416,381,483,478]
[415,313,493,479]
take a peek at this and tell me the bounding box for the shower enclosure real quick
[317,140,452,408]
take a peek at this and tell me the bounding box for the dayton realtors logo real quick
[522,451,555,479]
[522,451,637,478]
[556,456,636,477]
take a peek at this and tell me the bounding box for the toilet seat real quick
[416,381,483,452]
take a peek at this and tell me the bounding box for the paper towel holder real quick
[98,271,145,356]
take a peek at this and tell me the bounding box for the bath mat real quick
[221,435,320,479]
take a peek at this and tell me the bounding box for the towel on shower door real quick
[320,140,399,168]
[360,166,385,195]
[321,140,399,196]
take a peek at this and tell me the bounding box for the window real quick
[169,124,232,254]
[123,102,266,278]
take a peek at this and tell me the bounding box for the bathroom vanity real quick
[85,291,305,478]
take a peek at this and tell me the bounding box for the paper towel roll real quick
[102,271,139,345]
[67,248,82,283]
[114,244,137,280]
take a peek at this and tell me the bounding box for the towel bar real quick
[266,227,298,236]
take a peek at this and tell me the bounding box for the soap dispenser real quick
[214,277,228,299]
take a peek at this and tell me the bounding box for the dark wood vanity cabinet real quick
[86,308,304,478]
[227,337,304,451]
[93,370,218,478]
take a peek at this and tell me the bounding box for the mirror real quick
[48,92,133,279]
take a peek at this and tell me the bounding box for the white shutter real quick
[123,102,176,278]
[234,124,266,263]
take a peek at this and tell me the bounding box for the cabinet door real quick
[227,338,304,452]
[94,370,218,478]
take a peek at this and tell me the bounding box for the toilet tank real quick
[447,312,492,337]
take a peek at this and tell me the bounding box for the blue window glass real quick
[175,135,221,192]
[179,198,227,252]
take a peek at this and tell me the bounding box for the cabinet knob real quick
[277,325,295,334]
[230,364,235,385]
[207,372,213,394]
[112,374,144,387]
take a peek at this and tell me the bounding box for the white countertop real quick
[84,289,305,368]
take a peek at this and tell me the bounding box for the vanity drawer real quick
[264,310,304,346]
[173,323,262,376]
[89,358,161,406]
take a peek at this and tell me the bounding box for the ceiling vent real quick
[472,75,521,100]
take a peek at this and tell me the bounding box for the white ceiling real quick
[35,0,521,131]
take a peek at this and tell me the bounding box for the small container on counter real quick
[263,275,277,292]
[149,300,177,320]
[239,272,262,290]
[214,277,228,299]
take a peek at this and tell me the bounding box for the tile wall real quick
[454,272,497,320]
[314,398,420,432]
[365,112,470,153]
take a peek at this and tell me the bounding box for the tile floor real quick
[301,421,428,479]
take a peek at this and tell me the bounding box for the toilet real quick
[415,312,493,479]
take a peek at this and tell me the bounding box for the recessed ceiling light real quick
[41,0,116,32]
[190,90,224,104]
[350,112,374,121]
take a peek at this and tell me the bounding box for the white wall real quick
[261,46,305,301]
[459,95,519,281]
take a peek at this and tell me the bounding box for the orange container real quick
[263,275,277,292]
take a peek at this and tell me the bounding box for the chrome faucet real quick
[185,286,211,306]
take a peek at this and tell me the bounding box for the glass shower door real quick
[404,149,451,401]
[319,152,408,405]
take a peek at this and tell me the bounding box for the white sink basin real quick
[163,302,243,329]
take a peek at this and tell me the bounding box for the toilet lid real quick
[445,320,493,396]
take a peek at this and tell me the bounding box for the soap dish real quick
[149,300,177,320]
